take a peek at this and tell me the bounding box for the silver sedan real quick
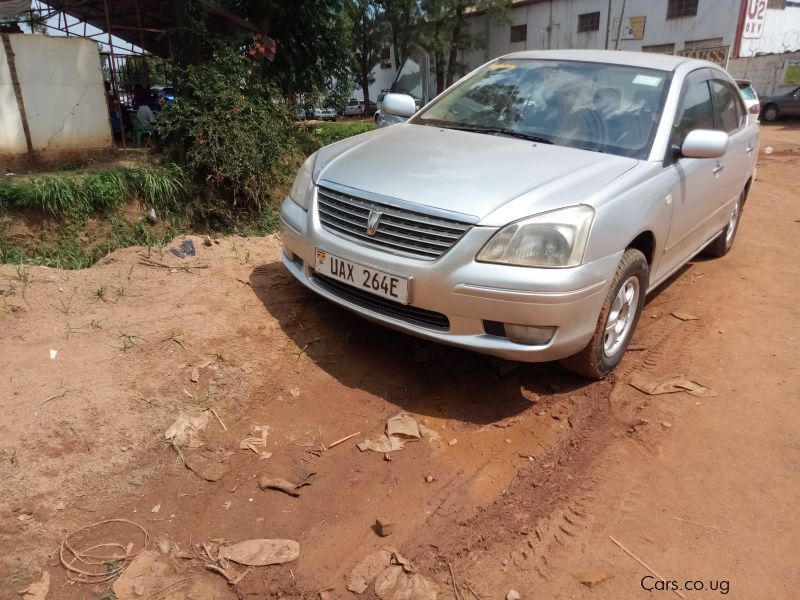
[280,50,758,378]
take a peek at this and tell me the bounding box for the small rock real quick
[384,453,393,462]
[424,474,435,483]
[151,503,161,513]
[376,518,393,537]
[504,438,512,444]
[223,501,232,510]
[506,590,520,600]
[319,591,332,600]
[190,367,200,383]
[448,438,458,447]
[661,421,672,429]
[155,536,170,554]
[54,500,66,511]
[289,386,301,397]
[203,235,213,247]
[764,145,774,154]
[501,558,509,566]
[134,582,146,596]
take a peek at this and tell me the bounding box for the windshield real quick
[411,59,669,158]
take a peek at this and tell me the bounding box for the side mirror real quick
[382,93,416,118]
[681,129,729,159]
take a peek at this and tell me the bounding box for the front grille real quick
[317,186,472,261]
[312,272,450,330]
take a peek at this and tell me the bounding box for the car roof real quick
[500,49,695,72]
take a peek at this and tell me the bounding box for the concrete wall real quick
[728,50,800,97]
[0,34,111,159]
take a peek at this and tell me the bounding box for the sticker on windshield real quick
[489,63,518,70]
[633,74,663,87]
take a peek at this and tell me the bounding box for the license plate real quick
[315,249,410,304]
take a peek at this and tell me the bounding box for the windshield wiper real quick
[442,125,553,144]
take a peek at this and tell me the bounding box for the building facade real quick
[465,0,800,69]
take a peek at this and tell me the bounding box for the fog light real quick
[504,324,556,346]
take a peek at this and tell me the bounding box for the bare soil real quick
[1,124,798,599]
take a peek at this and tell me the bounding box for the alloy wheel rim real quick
[725,200,740,247]
[603,276,640,357]
[765,107,777,120]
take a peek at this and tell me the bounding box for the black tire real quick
[561,248,648,379]
[704,189,744,258]
[762,104,779,122]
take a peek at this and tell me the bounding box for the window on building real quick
[642,43,676,55]
[577,11,601,33]
[684,37,724,50]
[510,24,527,43]
[667,0,699,19]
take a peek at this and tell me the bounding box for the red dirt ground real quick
[1,124,798,599]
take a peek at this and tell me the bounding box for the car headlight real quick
[477,205,595,268]
[289,152,317,210]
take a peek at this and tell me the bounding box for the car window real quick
[738,84,757,101]
[411,59,668,159]
[711,80,743,132]
[393,56,423,101]
[673,79,714,147]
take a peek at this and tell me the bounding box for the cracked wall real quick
[0,34,112,159]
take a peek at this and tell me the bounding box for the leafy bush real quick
[157,44,299,211]
[305,121,376,150]
[0,165,188,219]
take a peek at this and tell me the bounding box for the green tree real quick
[345,0,388,116]
[378,0,421,70]
[420,0,510,90]
[219,0,353,99]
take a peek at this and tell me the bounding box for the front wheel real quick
[561,248,648,379]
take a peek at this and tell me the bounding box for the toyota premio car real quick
[280,50,758,378]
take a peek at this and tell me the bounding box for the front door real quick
[661,70,723,275]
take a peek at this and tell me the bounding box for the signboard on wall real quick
[612,16,646,41]
[677,46,730,67]
[742,0,767,40]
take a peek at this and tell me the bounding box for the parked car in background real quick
[150,84,175,103]
[735,80,760,120]
[310,107,337,121]
[760,86,800,122]
[280,50,758,378]
[344,99,363,117]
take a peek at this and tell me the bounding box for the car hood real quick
[315,124,638,226]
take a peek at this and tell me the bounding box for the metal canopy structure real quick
[33,0,259,58]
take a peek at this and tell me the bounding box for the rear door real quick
[709,77,756,227]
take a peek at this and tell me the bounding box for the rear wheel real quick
[561,248,648,379]
[762,104,779,122]
[704,190,744,258]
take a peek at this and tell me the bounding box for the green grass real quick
[0,164,188,219]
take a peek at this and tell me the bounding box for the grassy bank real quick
[0,121,377,270]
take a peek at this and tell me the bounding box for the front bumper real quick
[280,194,621,362]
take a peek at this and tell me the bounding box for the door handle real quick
[745,144,754,154]
[713,162,724,174]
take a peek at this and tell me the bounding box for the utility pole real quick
[614,0,627,50]
[604,0,613,49]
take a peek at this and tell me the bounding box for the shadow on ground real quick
[248,262,594,426]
